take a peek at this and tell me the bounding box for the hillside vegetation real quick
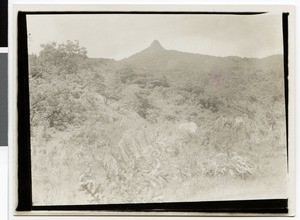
[29,40,287,205]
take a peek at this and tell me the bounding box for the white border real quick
[0,48,8,53]
[0,147,8,220]
[8,2,297,219]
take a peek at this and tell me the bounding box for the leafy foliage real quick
[29,41,287,204]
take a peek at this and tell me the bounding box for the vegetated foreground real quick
[29,41,287,205]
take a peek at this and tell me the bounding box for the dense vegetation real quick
[29,40,287,205]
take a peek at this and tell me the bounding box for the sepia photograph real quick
[14,6,294,214]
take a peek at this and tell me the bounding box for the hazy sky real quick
[27,13,283,60]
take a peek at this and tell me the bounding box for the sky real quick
[27,13,283,60]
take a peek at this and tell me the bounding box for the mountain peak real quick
[150,40,164,49]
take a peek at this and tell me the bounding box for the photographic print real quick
[14,5,294,215]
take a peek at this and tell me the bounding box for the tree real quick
[39,40,87,75]
[29,41,90,130]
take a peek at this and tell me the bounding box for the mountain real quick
[121,40,170,70]
[119,40,284,87]
[122,40,283,73]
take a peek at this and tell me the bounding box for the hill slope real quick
[29,40,287,205]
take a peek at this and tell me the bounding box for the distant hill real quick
[121,40,283,71]
[119,40,283,88]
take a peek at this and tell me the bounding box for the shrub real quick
[202,152,255,179]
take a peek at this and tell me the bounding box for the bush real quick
[202,152,255,179]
